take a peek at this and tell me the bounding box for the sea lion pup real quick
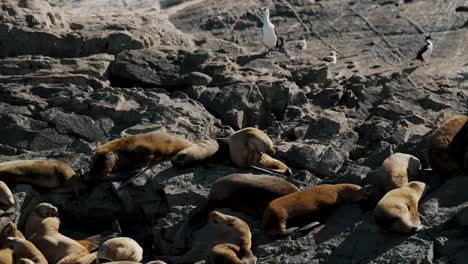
[263,184,370,238]
[425,114,468,177]
[171,139,219,168]
[0,160,80,191]
[374,181,428,234]
[376,153,421,195]
[205,211,256,264]
[29,217,90,264]
[0,180,14,210]
[180,173,299,243]
[87,131,194,182]
[222,127,292,176]
[4,237,48,264]
[96,237,143,264]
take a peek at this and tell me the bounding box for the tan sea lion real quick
[0,222,26,264]
[76,252,97,264]
[180,173,299,244]
[4,237,48,264]
[87,131,194,181]
[0,180,14,210]
[25,203,59,239]
[263,184,370,238]
[96,237,143,264]
[376,153,421,195]
[171,139,219,168]
[205,211,256,264]
[29,217,89,264]
[425,114,468,177]
[0,160,80,191]
[222,127,292,176]
[374,181,428,234]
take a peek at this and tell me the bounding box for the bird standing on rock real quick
[321,51,337,65]
[416,36,433,64]
[261,7,284,53]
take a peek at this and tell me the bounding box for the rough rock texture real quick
[0,0,467,263]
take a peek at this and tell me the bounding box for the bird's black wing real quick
[416,43,429,61]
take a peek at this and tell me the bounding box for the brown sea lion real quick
[0,222,26,264]
[75,252,97,264]
[4,237,48,264]
[0,180,14,211]
[205,211,256,264]
[29,217,89,264]
[425,114,468,177]
[222,127,292,176]
[180,173,299,244]
[374,181,428,234]
[171,139,219,168]
[96,237,143,264]
[263,184,370,238]
[25,203,59,240]
[87,131,194,182]
[376,153,421,195]
[0,160,80,191]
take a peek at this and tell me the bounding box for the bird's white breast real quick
[263,23,277,49]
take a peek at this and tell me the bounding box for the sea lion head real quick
[337,184,370,202]
[209,211,250,238]
[87,151,118,182]
[1,222,24,239]
[34,203,59,218]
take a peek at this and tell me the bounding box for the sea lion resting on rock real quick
[221,127,292,176]
[26,203,120,253]
[205,211,257,264]
[0,222,26,264]
[374,181,428,234]
[425,114,468,177]
[179,173,299,246]
[29,216,90,264]
[4,237,48,264]
[0,160,81,192]
[171,139,220,168]
[87,131,194,182]
[263,184,370,238]
[0,180,14,211]
[96,237,143,263]
[376,153,421,195]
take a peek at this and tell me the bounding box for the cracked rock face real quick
[0,0,467,263]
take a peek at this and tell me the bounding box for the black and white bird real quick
[321,51,337,65]
[416,36,433,64]
[261,7,284,52]
[289,36,307,51]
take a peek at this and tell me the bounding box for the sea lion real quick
[222,127,292,176]
[180,173,299,244]
[425,114,468,177]
[4,237,48,264]
[0,222,25,264]
[205,211,256,264]
[87,131,194,182]
[263,184,370,238]
[0,160,80,191]
[171,139,219,168]
[0,180,14,210]
[96,237,143,264]
[374,181,428,234]
[76,252,97,264]
[25,203,59,239]
[29,217,90,264]
[376,153,421,195]
[25,203,120,251]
